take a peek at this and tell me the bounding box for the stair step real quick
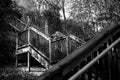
[17,67,46,71]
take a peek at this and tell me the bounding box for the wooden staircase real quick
[16,27,51,71]
[15,27,86,72]
[8,18,86,72]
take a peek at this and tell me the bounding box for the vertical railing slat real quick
[16,33,18,67]
[69,37,120,80]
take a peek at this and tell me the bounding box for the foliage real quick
[12,0,120,41]
[66,19,96,41]
[42,7,62,34]
[14,0,63,34]
[61,0,120,40]
[0,66,39,80]
[0,0,21,65]
[70,0,120,26]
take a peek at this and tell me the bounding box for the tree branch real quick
[112,11,120,17]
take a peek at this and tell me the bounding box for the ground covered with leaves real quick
[0,65,44,80]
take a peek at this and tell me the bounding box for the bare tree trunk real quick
[45,19,49,35]
[62,0,67,32]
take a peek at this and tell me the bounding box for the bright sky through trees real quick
[12,0,73,19]
[12,0,120,32]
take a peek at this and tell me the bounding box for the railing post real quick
[111,38,116,80]
[96,51,101,80]
[118,48,120,80]
[87,55,92,80]
[107,40,112,80]
[16,56,18,67]
[49,39,52,65]
[16,33,18,67]
[111,37,118,80]
[66,36,69,55]
[27,28,31,72]
[27,51,31,72]
[28,28,30,46]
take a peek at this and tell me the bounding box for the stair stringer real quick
[29,47,50,70]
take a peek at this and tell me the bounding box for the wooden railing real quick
[68,34,85,54]
[30,45,50,69]
[30,27,50,60]
[17,27,85,64]
[37,24,120,80]
[16,27,51,71]
[18,30,28,48]
[51,37,67,63]
[8,17,26,31]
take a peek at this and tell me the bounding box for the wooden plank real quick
[27,52,31,72]
[49,40,52,63]
[30,27,50,41]
[17,47,29,55]
[16,55,18,67]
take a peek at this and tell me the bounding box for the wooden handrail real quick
[69,34,86,44]
[30,27,50,41]
[37,24,120,80]
[9,23,20,32]
[69,37,120,80]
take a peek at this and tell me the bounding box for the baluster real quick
[85,60,89,80]
[107,39,112,80]
[49,39,52,63]
[66,36,69,56]
[93,51,100,80]
[91,52,95,80]
[111,37,118,80]
[95,50,101,80]
[83,60,88,80]
[27,52,31,72]
[16,33,18,67]
[111,37,115,80]
[107,37,117,80]
[97,47,104,80]
[91,51,99,80]
[100,43,107,80]
[102,43,108,80]
[112,28,120,80]
[117,41,120,80]
[115,39,120,80]
[96,49,103,80]
[79,61,86,80]
[86,55,92,80]
[83,58,88,80]
[115,45,119,79]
